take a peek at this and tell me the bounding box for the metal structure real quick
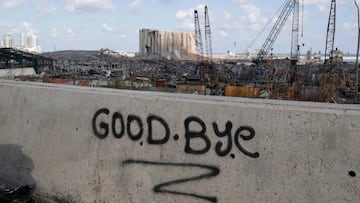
[0,48,53,73]
[354,0,359,102]
[204,6,213,58]
[289,0,300,83]
[194,10,204,56]
[291,0,300,60]
[324,0,336,65]
[256,0,295,61]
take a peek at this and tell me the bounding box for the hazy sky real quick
[0,0,358,54]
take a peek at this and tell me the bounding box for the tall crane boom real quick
[194,10,204,55]
[324,0,336,64]
[256,0,295,61]
[204,6,213,58]
[291,0,300,60]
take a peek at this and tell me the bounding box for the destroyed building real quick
[138,29,196,59]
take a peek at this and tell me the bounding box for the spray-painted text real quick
[92,108,259,158]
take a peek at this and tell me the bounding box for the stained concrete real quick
[0,144,35,188]
[139,29,196,58]
[0,79,359,202]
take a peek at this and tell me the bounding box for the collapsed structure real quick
[138,29,196,59]
[0,2,358,104]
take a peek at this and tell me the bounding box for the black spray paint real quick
[92,108,259,159]
[122,159,220,203]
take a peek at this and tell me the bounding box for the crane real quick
[242,1,287,59]
[291,0,300,61]
[289,0,300,83]
[320,0,337,102]
[194,10,204,56]
[204,6,213,58]
[256,0,297,61]
[324,0,336,65]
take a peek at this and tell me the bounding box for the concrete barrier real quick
[0,79,359,202]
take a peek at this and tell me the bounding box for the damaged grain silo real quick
[138,29,197,59]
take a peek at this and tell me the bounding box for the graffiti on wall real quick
[122,159,220,203]
[92,108,259,202]
[92,108,259,159]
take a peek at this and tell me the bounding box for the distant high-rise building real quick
[0,32,41,53]
[3,33,14,48]
[27,34,41,53]
[27,35,37,49]
[19,33,26,48]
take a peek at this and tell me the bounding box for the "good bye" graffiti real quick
[92,108,259,159]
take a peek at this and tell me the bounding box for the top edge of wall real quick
[1,79,359,113]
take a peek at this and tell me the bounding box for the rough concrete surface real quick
[139,29,196,58]
[0,79,359,202]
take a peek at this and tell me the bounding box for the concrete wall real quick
[0,67,36,78]
[0,79,359,202]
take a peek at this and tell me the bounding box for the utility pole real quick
[354,0,360,102]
